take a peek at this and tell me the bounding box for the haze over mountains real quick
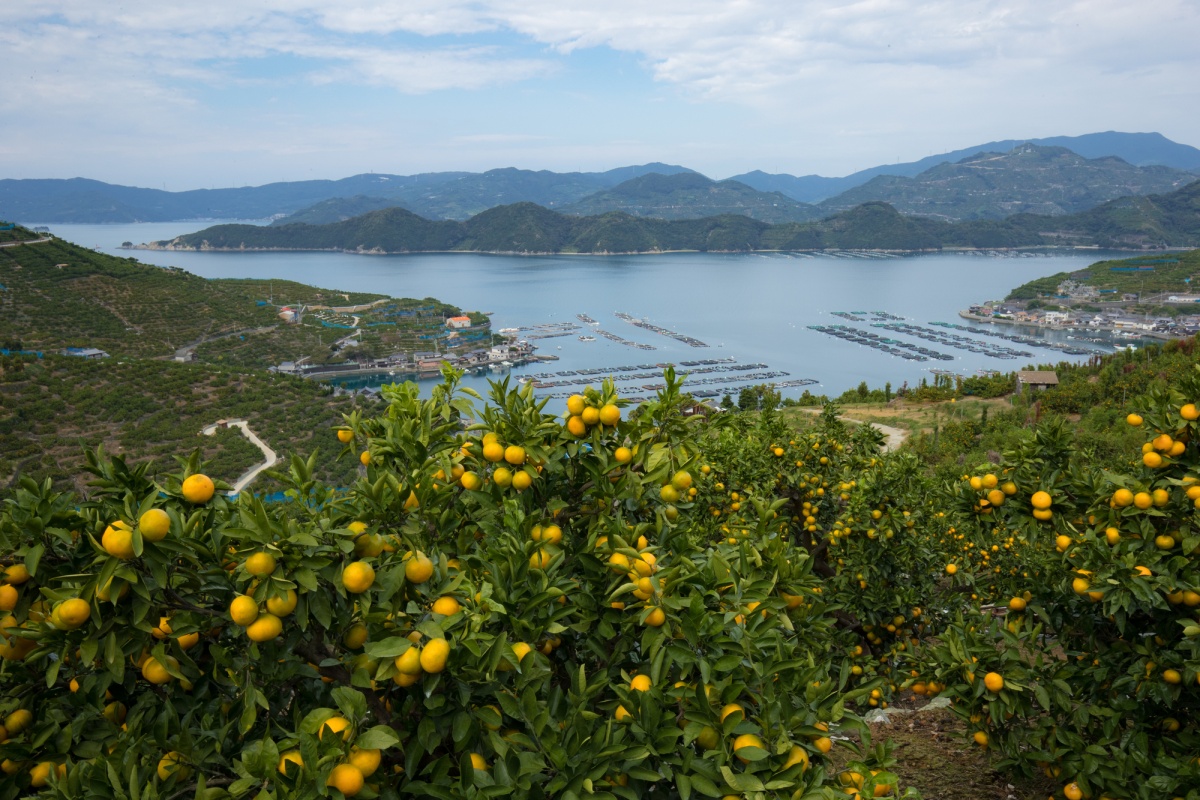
[3,132,1198,226]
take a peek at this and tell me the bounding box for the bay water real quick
[39,221,1132,401]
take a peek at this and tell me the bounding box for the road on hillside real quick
[795,408,908,452]
[200,419,278,494]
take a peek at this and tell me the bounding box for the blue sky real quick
[2,1,1198,188]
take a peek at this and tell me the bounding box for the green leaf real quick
[355,725,401,750]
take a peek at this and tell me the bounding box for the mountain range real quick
[3,131,1198,225]
[142,178,1200,254]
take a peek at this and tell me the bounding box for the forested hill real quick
[147,181,1200,254]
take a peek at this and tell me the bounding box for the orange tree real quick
[693,405,964,714]
[0,368,914,800]
[908,372,1200,800]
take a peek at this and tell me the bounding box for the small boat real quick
[578,335,596,342]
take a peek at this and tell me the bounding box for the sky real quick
[2,0,1198,188]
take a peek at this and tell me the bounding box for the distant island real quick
[139,179,1200,255]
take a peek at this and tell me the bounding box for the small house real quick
[1016,370,1058,395]
[446,316,471,329]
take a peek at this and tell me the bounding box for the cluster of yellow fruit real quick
[392,636,452,687]
[528,522,564,570]
[962,472,1017,514]
[475,432,533,491]
[658,469,694,514]
[99,506,176,560]
[564,393,621,437]
[228,553,298,643]
[276,718,382,798]
[602,533,665,626]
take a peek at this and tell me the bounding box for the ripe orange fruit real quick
[566,394,586,415]
[244,552,277,577]
[1112,488,1134,507]
[138,508,171,541]
[614,446,632,464]
[342,562,376,593]
[566,415,587,437]
[503,445,526,465]
[181,474,215,504]
[229,595,259,626]
[1030,490,1052,510]
[983,672,1004,692]
[246,613,282,642]
[581,407,601,426]
[102,525,135,560]
[630,674,651,691]
[419,638,451,673]
[482,441,505,462]
[405,552,434,584]
[0,585,18,612]
[266,589,298,616]
[278,750,303,775]
[327,763,364,796]
[359,450,371,466]
[459,471,482,491]
[945,563,957,575]
[431,596,461,616]
[511,471,532,491]
[1,564,30,585]
[732,733,765,763]
[599,404,621,426]
[348,747,381,778]
[644,608,666,627]
[320,716,352,741]
[54,598,90,629]
[337,428,354,443]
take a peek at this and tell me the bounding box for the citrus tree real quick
[909,371,1200,800]
[0,368,915,800]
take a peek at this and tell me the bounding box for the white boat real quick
[579,335,596,342]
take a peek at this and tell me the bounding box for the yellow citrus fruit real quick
[983,672,1004,692]
[614,446,632,464]
[395,646,422,675]
[177,632,200,650]
[945,563,957,575]
[1182,404,1200,421]
[343,624,368,649]
[512,471,532,491]
[337,428,354,443]
[470,753,489,771]
[359,450,371,466]
[614,704,632,722]
[348,747,381,778]
[581,406,601,426]
[1,564,29,586]
[460,471,482,491]
[492,467,513,487]
[566,394,586,415]
[733,733,765,763]
[1144,451,1163,468]
[266,589,298,616]
[1030,490,1052,510]
[1126,413,1143,426]
[720,703,744,722]
[246,613,282,642]
[630,674,652,691]
[54,598,90,629]
[29,761,56,788]
[138,508,171,541]
[529,549,551,569]
[566,415,587,436]
[1113,488,1134,507]
[102,526,135,560]
[644,607,666,627]
[327,763,364,796]
[320,716,353,741]
[157,751,191,781]
[512,642,532,664]
[671,470,693,491]
[244,552,277,577]
[1008,597,1026,612]
[342,561,376,593]
[278,750,303,775]
[5,709,32,735]
[419,638,451,673]
[181,474,215,504]
[599,404,621,426]
[482,441,505,462]
[141,656,173,684]
[405,553,434,584]
[504,445,526,465]
[431,596,462,616]
[1064,783,1083,800]
[229,595,259,626]
[783,745,810,771]
[1163,668,1182,684]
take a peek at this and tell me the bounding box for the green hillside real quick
[1007,247,1200,300]
[154,181,1200,254]
[0,229,485,365]
[0,354,377,493]
[820,145,1197,221]
[269,195,410,226]
[562,172,819,223]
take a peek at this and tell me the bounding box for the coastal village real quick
[964,276,1200,340]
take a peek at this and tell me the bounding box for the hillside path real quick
[200,419,278,494]
[795,408,908,452]
[0,237,51,248]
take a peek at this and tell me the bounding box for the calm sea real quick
[38,221,1135,400]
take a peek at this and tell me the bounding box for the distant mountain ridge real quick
[560,172,819,223]
[5,131,1198,223]
[815,145,1196,220]
[143,178,1200,254]
[730,131,1200,202]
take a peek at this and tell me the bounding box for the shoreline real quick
[125,243,1179,257]
[957,310,1177,341]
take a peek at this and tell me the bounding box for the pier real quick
[614,312,709,347]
